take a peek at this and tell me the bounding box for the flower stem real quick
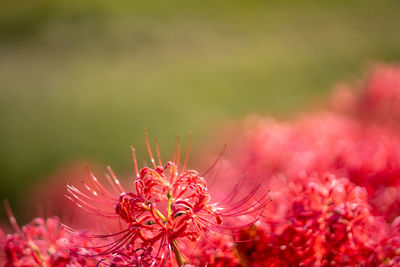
[167,191,172,219]
[171,240,185,266]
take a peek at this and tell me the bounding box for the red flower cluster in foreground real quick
[2,206,97,266]
[236,174,388,266]
[3,63,400,266]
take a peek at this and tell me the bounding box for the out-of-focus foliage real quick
[0,0,400,221]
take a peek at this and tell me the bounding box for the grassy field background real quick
[1,0,400,221]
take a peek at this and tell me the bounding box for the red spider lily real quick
[65,133,270,266]
[226,111,400,222]
[206,63,400,265]
[375,219,400,266]
[359,64,400,125]
[331,63,400,134]
[2,201,96,267]
[236,174,387,266]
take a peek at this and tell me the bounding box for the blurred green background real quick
[1,0,400,222]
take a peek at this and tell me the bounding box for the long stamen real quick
[4,199,22,235]
[130,146,139,179]
[106,166,126,193]
[86,168,115,199]
[105,174,120,195]
[182,131,192,173]
[154,139,163,166]
[144,129,157,169]
[201,144,227,177]
[175,136,181,170]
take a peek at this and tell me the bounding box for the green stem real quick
[29,241,47,267]
[171,240,185,266]
[143,203,167,223]
[167,191,172,219]
[155,209,167,222]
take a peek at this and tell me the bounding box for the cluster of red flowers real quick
[217,63,400,266]
[2,63,400,266]
[2,205,97,266]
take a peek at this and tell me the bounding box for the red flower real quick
[331,63,400,128]
[236,174,387,266]
[356,63,400,122]
[226,111,400,222]
[66,134,269,266]
[375,222,400,266]
[2,203,95,267]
